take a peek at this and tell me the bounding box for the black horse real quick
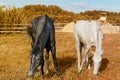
[28,15,60,77]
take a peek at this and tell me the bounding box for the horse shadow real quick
[43,57,108,78]
[57,56,76,75]
[88,56,109,73]
[43,56,76,78]
[99,58,109,72]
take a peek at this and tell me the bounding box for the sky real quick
[0,0,120,13]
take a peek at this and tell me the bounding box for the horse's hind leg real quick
[80,46,90,72]
[50,28,60,75]
[74,34,82,72]
[39,46,44,76]
[50,45,60,75]
[45,48,50,74]
[86,54,90,69]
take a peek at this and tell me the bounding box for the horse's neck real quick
[96,29,103,51]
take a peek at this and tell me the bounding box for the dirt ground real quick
[0,32,120,80]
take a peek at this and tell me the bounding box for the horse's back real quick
[39,15,55,48]
[30,15,55,48]
[74,20,100,32]
[74,20,101,45]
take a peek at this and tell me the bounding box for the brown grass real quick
[0,33,120,80]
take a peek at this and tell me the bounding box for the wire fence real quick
[0,22,120,34]
[0,23,67,34]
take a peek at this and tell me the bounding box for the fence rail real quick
[0,23,67,34]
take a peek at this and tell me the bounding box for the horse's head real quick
[92,49,104,75]
[28,46,43,77]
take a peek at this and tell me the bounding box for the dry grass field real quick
[0,32,120,80]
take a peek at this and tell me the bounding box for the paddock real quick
[0,32,120,80]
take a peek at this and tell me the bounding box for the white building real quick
[100,13,107,24]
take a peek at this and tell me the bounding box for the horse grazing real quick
[28,15,60,77]
[74,20,104,75]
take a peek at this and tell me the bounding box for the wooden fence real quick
[0,23,67,34]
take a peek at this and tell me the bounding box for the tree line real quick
[0,4,120,27]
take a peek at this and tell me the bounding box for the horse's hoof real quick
[40,71,44,77]
[56,71,60,76]
[45,70,49,75]
[87,64,91,70]
[28,72,34,77]
[93,71,99,75]
[78,67,82,73]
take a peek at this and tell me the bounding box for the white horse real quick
[74,20,104,75]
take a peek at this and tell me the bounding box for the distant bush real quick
[0,5,120,27]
